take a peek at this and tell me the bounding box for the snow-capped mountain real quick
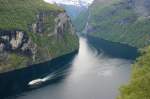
[44,0,94,7]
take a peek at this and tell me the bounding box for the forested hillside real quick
[79,0,150,98]
[118,46,150,99]
[87,0,150,48]
[86,0,150,98]
[0,0,79,73]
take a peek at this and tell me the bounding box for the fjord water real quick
[13,37,134,99]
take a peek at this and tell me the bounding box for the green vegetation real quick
[0,0,64,30]
[0,0,79,73]
[29,31,78,64]
[89,0,150,48]
[73,9,89,32]
[118,46,150,99]
[85,1,150,98]
[0,54,30,73]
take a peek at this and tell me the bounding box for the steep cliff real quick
[85,1,150,98]
[87,0,150,48]
[60,4,89,32]
[0,0,79,73]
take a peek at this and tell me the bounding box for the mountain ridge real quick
[0,0,79,73]
[79,0,150,48]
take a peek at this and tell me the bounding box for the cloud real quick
[44,0,94,6]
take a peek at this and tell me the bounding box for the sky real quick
[44,0,94,6]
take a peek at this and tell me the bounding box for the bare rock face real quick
[10,31,24,50]
[0,0,79,74]
[0,30,36,56]
[127,0,150,17]
[0,43,4,52]
[31,11,75,37]
[134,0,149,16]
[31,11,57,34]
[55,13,68,35]
[0,12,75,60]
[0,7,79,73]
[55,12,75,38]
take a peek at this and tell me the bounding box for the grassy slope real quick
[118,46,150,99]
[0,0,63,30]
[89,0,150,48]
[88,0,150,98]
[0,0,79,73]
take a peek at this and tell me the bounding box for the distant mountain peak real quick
[44,0,94,7]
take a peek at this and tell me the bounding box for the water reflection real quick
[0,50,77,99]
[87,35,138,59]
[14,37,133,99]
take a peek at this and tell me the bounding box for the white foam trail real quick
[28,66,70,86]
[41,74,53,82]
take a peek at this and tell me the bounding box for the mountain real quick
[85,0,150,98]
[73,0,150,98]
[44,0,93,32]
[72,8,89,32]
[61,4,89,32]
[87,0,150,48]
[60,4,87,20]
[0,0,79,73]
[44,0,94,7]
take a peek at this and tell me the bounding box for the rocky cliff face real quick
[0,0,79,73]
[131,0,150,17]
[1,30,37,52]
[86,0,150,48]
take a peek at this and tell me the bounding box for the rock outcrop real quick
[55,13,75,37]
[0,30,33,54]
[0,0,79,73]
